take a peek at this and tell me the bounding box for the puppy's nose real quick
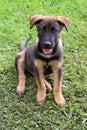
[44,41,51,49]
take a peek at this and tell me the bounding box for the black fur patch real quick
[15,55,21,71]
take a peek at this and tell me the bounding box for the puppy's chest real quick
[34,59,61,75]
[44,63,52,75]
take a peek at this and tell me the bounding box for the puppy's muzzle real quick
[42,41,53,55]
[44,41,52,49]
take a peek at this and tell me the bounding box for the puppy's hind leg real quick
[15,51,26,96]
[44,80,52,92]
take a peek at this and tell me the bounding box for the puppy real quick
[15,15,69,106]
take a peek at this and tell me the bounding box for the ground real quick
[0,0,87,130]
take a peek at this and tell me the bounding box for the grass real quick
[0,0,87,129]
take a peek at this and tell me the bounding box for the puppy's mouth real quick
[42,48,53,55]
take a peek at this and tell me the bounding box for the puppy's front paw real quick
[16,85,25,96]
[54,94,66,106]
[36,96,46,105]
[36,89,46,105]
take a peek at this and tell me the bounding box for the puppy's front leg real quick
[50,61,66,106]
[35,69,46,105]
[34,60,46,105]
[53,67,66,106]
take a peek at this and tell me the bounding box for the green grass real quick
[0,0,87,129]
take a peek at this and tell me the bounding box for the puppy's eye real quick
[43,26,46,31]
[51,27,59,32]
[51,27,55,31]
[38,26,46,31]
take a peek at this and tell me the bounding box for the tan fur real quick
[35,77,46,105]
[49,60,62,70]
[34,59,52,104]
[34,59,46,69]
[34,59,66,105]
[34,59,46,104]
[44,80,52,92]
[16,51,26,95]
[30,15,70,30]
[49,60,66,105]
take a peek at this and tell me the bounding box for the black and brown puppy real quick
[15,15,69,106]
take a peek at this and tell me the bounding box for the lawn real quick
[0,0,87,130]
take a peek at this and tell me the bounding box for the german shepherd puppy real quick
[15,15,69,106]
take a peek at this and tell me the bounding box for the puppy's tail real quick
[20,37,31,51]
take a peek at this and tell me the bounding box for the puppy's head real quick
[30,15,69,55]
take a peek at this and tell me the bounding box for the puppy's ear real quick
[56,16,70,31]
[30,15,43,29]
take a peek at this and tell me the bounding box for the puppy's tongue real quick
[42,49,52,55]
